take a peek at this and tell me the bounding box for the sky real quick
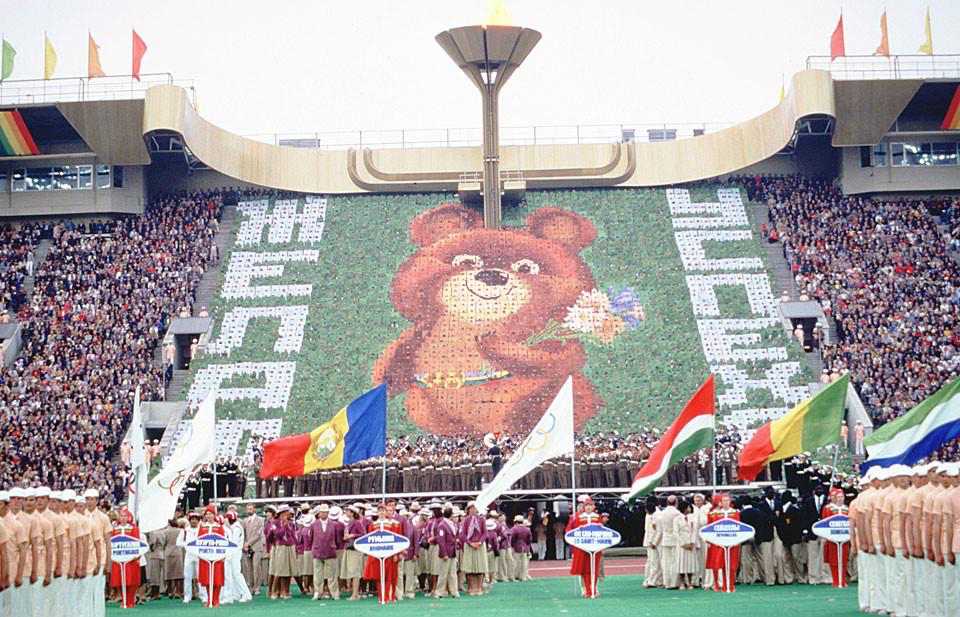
[2,0,959,139]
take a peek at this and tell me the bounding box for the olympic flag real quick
[128,386,148,522]
[476,376,574,511]
[139,391,216,532]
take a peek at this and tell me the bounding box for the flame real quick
[484,0,515,26]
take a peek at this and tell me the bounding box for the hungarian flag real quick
[259,383,386,478]
[623,375,714,499]
[738,374,849,481]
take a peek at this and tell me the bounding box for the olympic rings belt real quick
[413,370,511,389]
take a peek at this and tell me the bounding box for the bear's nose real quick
[474,269,509,287]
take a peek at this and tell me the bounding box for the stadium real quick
[0,2,958,617]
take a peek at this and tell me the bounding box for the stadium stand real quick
[0,191,223,500]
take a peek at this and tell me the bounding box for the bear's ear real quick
[410,204,483,247]
[525,207,597,252]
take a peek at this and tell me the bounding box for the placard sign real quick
[110,534,149,564]
[354,530,410,559]
[698,519,755,548]
[812,514,851,544]
[184,533,238,562]
[564,524,622,554]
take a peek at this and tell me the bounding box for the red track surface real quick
[528,557,646,578]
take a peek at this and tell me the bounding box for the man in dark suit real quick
[737,496,763,584]
[774,490,804,584]
[800,484,828,584]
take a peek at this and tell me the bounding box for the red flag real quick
[830,14,845,61]
[132,29,147,81]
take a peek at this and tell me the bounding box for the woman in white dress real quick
[221,512,252,603]
[674,501,698,591]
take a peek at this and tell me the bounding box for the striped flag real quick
[624,375,714,500]
[941,85,960,130]
[259,384,386,478]
[862,376,960,473]
[738,374,849,482]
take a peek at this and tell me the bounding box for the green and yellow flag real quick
[1,38,15,80]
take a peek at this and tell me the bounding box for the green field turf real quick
[108,574,860,617]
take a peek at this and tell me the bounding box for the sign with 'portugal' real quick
[812,514,851,544]
[110,534,150,564]
[698,519,755,548]
[184,533,238,562]
[564,524,622,554]
[354,530,410,559]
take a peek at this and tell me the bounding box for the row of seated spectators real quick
[734,175,960,461]
[0,191,225,502]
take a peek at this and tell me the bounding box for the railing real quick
[245,121,736,151]
[0,73,197,106]
[806,54,960,80]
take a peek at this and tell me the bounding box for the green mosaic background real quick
[182,187,811,437]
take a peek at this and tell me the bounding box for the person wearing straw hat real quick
[109,507,141,607]
[460,502,487,596]
[267,505,297,599]
[0,490,22,617]
[177,510,206,604]
[308,504,340,600]
[342,505,366,601]
[510,514,532,581]
[432,503,459,599]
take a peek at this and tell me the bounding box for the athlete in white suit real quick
[177,512,207,604]
[221,512,251,604]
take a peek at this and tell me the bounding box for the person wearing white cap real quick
[943,462,960,614]
[0,491,15,617]
[83,488,111,617]
[307,503,339,600]
[221,510,252,604]
[9,488,39,615]
[902,464,931,617]
[877,465,908,616]
[177,509,207,604]
[62,491,91,617]
[37,487,66,617]
[850,468,877,613]
[22,487,54,617]
[927,463,954,617]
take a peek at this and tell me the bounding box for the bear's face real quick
[391,204,597,330]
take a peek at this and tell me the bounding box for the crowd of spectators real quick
[0,191,224,501]
[736,175,960,459]
[0,223,41,316]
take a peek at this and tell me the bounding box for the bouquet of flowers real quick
[525,287,645,346]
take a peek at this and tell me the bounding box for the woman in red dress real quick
[197,504,226,607]
[821,487,851,588]
[110,507,141,608]
[705,493,740,592]
[362,503,402,603]
[567,496,602,597]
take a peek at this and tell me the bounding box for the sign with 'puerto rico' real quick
[184,533,239,562]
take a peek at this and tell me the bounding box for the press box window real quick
[931,142,959,166]
[96,164,111,188]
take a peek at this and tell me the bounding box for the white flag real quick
[139,392,216,533]
[476,376,575,511]
[128,386,148,521]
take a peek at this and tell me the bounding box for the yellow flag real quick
[88,32,105,78]
[918,8,933,55]
[44,34,57,79]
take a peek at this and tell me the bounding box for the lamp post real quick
[436,25,541,228]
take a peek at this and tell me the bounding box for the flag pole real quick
[382,457,387,503]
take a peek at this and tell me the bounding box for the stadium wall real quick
[840,146,960,194]
[0,163,145,217]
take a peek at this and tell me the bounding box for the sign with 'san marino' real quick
[564,524,622,553]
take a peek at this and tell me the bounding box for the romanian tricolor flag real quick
[941,85,960,131]
[259,383,387,478]
[0,110,40,155]
[738,374,849,481]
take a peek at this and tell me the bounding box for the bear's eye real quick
[510,259,540,275]
[452,254,483,269]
